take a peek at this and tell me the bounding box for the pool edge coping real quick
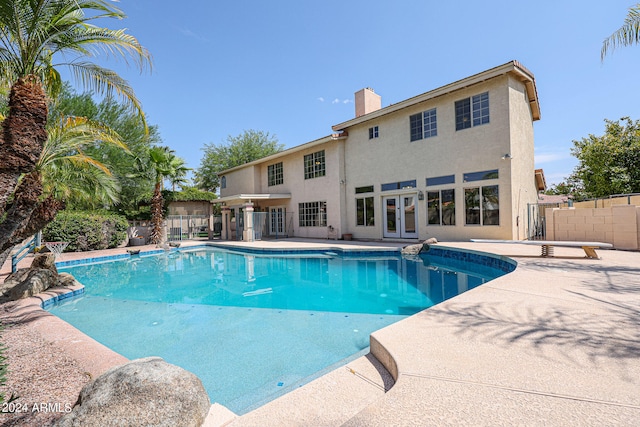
[44,242,518,424]
[9,240,638,426]
[4,285,129,381]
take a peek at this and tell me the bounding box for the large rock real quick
[401,238,438,255]
[30,252,58,275]
[401,244,423,255]
[6,268,57,300]
[57,272,81,288]
[56,357,211,427]
[0,269,29,297]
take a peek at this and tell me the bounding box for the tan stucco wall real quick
[545,205,640,250]
[168,201,212,216]
[220,166,259,197]
[507,75,538,240]
[247,139,346,239]
[342,75,534,241]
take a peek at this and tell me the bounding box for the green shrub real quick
[42,210,129,252]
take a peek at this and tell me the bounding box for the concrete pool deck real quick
[2,239,639,426]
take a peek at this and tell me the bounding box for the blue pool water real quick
[49,246,513,414]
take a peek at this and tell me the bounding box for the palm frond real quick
[38,113,128,206]
[66,61,147,129]
[0,0,151,119]
[602,5,640,60]
[42,158,121,207]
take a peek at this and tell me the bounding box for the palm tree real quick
[167,154,192,192]
[148,146,181,244]
[601,4,640,60]
[39,116,127,208]
[0,0,150,263]
[0,114,128,266]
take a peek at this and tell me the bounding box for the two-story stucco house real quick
[215,60,541,242]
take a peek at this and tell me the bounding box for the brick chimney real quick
[354,88,381,118]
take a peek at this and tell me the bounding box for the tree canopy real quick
[50,84,163,216]
[39,115,125,209]
[195,130,284,193]
[568,117,640,198]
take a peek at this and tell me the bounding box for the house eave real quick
[332,60,540,131]
[217,134,347,176]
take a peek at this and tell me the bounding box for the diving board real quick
[470,239,613,259]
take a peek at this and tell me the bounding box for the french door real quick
[383,195,418,239]
[269,207,286,236]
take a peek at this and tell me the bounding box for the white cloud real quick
[319,97,353,105]
[544,171,573,186]
[177,27,208,42]
[534,152,571,164]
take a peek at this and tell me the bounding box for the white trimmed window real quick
[356,196,375,226]
[298,201,327,227]
[455,92,489,131]
[303,150,326,179]
[410,108,437,141]
[464,185,499,225]
[268,162,283,186]
[427,189,455,226]
[369,126,379,139]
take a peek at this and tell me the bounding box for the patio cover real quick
[212,193,291,206]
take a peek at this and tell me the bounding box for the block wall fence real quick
[545,205,640,250]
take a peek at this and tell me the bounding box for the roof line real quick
[217,133,346,175]
[332,60,540,131]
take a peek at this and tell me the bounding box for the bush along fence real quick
[42,211,129,252]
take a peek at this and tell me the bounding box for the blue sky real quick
[88,1,640,187]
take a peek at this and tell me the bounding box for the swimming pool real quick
[48,245,514,414]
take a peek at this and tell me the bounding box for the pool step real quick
[223,353,394,426]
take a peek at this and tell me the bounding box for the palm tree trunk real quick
[0,172,43,248]
[150,181,164,244]
[0,181,64,267]
[0,248,12,272]
[0,75,48,216]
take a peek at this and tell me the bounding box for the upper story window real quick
[369,126,379,139]
[268,162,283,186]
[455,92,489,131]
[220,176,226,189]
[304,150,326,179]
[410,108,437,141]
